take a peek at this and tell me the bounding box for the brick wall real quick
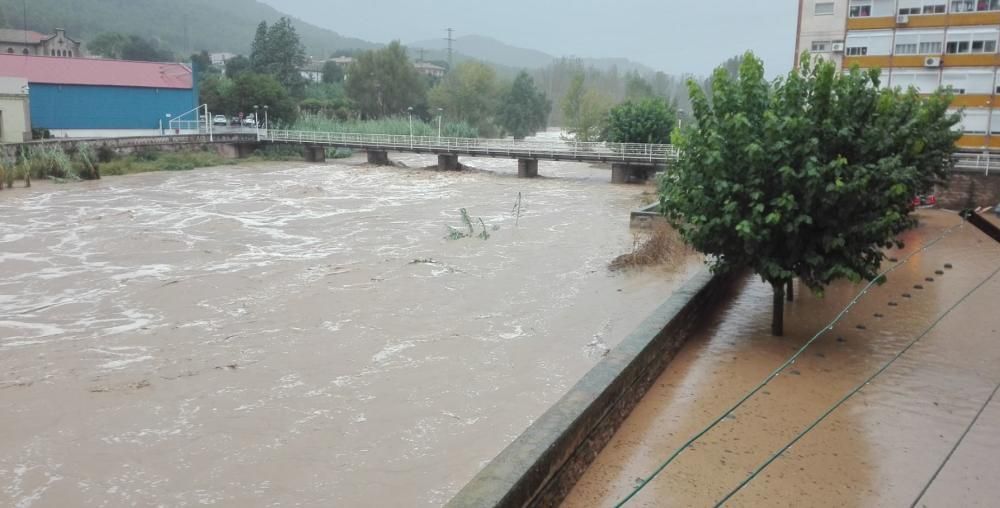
[937,171,1000,210]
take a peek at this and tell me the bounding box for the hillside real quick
[408,34,656,74]
[0,0,376,57]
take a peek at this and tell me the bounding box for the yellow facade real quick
[838,7,1000,150]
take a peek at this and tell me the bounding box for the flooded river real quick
[565,211,1000,507]
[0,154,700,507]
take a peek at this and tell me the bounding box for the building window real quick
[846,46,869,55]
[942,69,994,94]
[815,2,835,15]
[850,0,873,17]
[946,29,999,54]
[951,0,1000,12]
[894,29,945,54]
[5,48,11,54]
[811,40,831,52]
[898,0,947,14]
[846,30,893,55]
[891,69,941,93]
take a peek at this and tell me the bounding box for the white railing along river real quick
[260,130,681,164]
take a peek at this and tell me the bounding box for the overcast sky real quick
[261,0,798,77]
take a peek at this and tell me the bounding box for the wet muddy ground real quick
[0,154,700,507]
[564,210,1000,507]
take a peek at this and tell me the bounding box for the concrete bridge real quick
[259,130,681,183]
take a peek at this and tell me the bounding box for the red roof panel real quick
[0,55,193,89]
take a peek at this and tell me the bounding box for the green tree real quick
[87,33,128,59]
[190,51,217,75]
[496,71,550,139]
[568,89,613,142]
[229,73,298,124]
[429,61,501,136]
[561,74,585,128]
[225,55,251,79]
[604,98,676,144]
[322,61,344,84]
[119,35,173,61]
[345,41,427,119]
[249,18,307,96]
[661,53,960,336]
[624,72,656,101]
[199,74,233,115]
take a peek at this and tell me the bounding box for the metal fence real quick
[261,130,681,164]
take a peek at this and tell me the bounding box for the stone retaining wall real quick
[446,268,736,508]
[937,171,1000,209]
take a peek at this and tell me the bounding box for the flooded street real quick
[0,154,700,507]
[564,211,1000,507]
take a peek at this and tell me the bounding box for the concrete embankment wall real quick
[446,269,736,508]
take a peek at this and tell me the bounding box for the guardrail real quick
[953,152,1000,175]
[261,130,681,164]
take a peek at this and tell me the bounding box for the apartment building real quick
[796,0,1000,150]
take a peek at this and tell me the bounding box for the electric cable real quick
[614,221,965,507]
[713,262,1000,507]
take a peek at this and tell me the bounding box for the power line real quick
[714,261,1000,507]
[910,379,1000,508]
[614,221,965,507]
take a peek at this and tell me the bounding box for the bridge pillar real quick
[611,163,633,184]
[217,142,258,159]
[438,154,461,171]
[304,146,326,163]
[518,159,539,178]
[367,150,390,166]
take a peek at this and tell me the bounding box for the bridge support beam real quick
[518,159,539,178]
[438,154,461,171]
[367,150,390,166]
[304,146,326,163]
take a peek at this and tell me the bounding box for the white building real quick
[414,61,446,78]
[0,76,31,142]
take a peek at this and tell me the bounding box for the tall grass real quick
[101,149,237,176]
[20,146,74,179]
[292,114,479,138]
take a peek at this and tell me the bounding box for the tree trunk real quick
[772,282,785,337]
[786,279,794,302]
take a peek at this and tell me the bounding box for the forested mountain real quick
[0,0,375,57]
[409,34,656,75]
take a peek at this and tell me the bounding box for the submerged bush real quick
[21,146,74,179]
[292,114,480,138]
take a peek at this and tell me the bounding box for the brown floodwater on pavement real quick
[564,210,1000,507]
[0,152,701,507]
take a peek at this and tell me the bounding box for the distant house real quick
[331,56,355,67]
[0,54,197,138]
[0,76,31,142]
[210,52,237,67]
[0,28,82,58]
[414,61,446,78]
[300,61,325,83]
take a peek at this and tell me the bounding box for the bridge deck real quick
[261,130,679,165]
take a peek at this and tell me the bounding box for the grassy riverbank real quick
[293,114,479,138]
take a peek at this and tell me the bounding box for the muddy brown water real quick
[564,210,1000,507]
[0,153,701,507]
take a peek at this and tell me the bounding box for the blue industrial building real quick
[0,54,197,136]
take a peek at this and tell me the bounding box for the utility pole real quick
[445,28,455,70]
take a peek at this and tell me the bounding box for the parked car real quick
[912,195,938,209]
[212,114,228,126]
[243,114,257,127]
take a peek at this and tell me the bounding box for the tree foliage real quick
[561,74,586,128]
[88,33,173,61]
[250,18,307,96]
[568,89,613,142]
[429,61,501,136]
[661,52,960,335]
[496,71,551,139]
[225,55,251,79]
[604,98,676,144]
[200,73,297,124]
[322,61,344,84]
[345,41,427,119]
[624,72,657,101]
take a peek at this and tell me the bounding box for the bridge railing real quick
[261,130,680,164]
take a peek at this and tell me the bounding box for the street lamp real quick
[437,108,444,139]
[677,109,684,130]
[407,106,414,147]
[263,105,269,131]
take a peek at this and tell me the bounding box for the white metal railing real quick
[953,152,1000,175]
[260,130,681,164]
[168,104,213,139]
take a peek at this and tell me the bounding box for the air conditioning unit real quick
[831,42,845,53]
[924,57,942,68]
[897,14,910,24]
